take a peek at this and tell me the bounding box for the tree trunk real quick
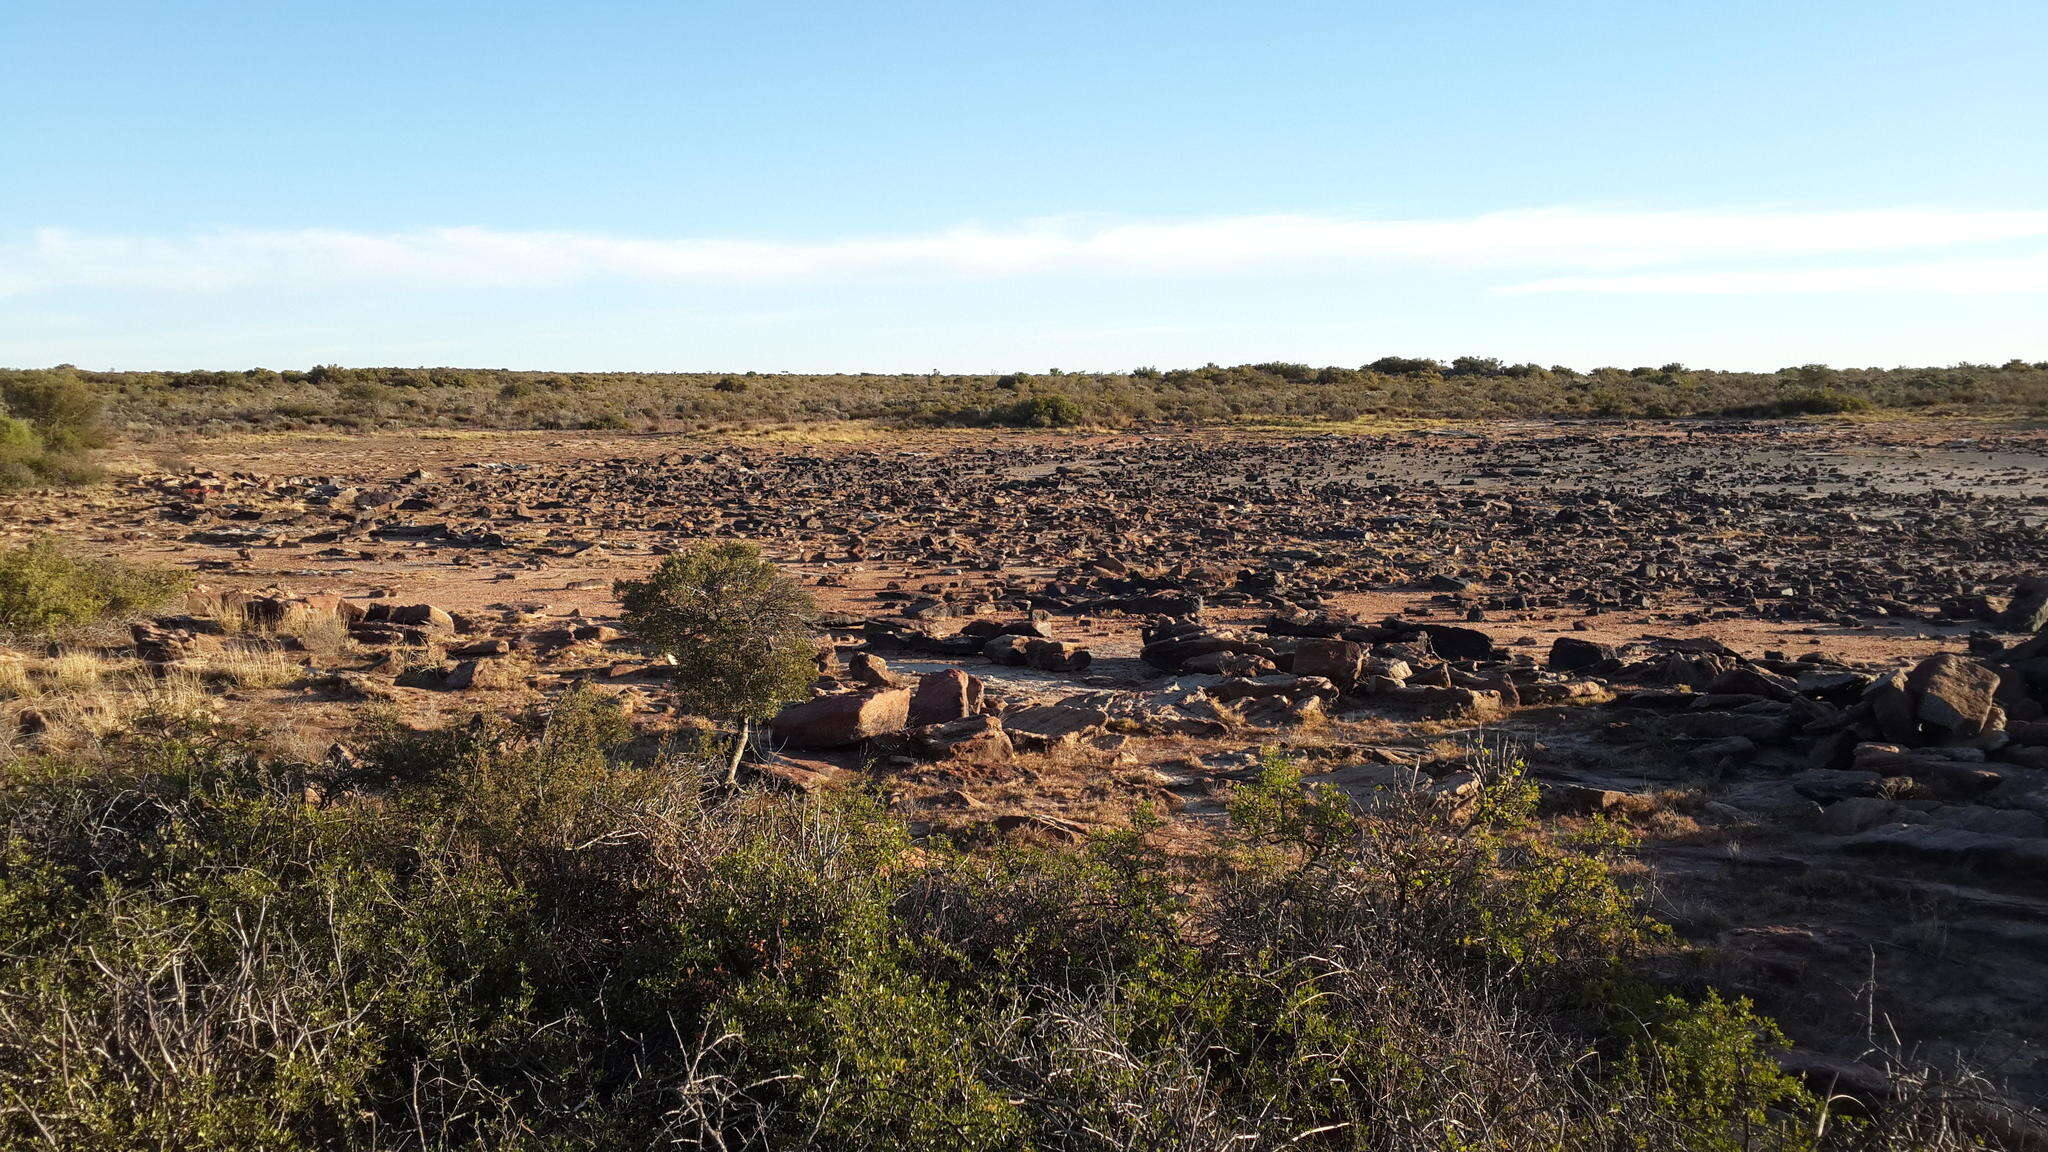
[726,717,751,790]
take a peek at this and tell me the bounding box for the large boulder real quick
[847,652,911,688]
[445,656,525,691]
[771,687,911,749]
[1417,624,1498,662]
[1999,576,2048,633]
[1850,743,2001,797]
[1863,670,1919,742]
[1139,618,1274,672]
[905,716,1014,764]
[1291,638,1364,688]
[909,668,984,726]
[367,602,456,632]
[1001,704,1109,752]
[1548,636,1616,672]
[1233,693,1328,729]
[1184,650,1279,676]
[131,621,228,664]
[1023,639,1092,672]
[982,635,1030,665]
[1906,654,2001,738]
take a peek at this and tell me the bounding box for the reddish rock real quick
[445,657,524,691]
[982,635,1030,665]
[908,715,1013,763]
[848,652,910,688]
[910,668,983,726]
[1022,639,1092,672]
[1906,654,2001,737]
[1291,638,1363,688]
[1001,704,1109,752]
[770,687,911,749]
[754,753,857,794]
[371,603,455,631]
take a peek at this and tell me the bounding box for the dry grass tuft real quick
[180,648,307,690]
[0,650,230,754]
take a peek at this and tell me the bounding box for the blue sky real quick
[5,0,2045,371]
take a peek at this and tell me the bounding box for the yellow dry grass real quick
[1224,414,1456,436]
[0,655,223,755]
[0,658,33,700]
[723,420,896,445]
[180,649,306,690]
[0,643,308,756]
[206,600,350,660]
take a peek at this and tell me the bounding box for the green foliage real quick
[998,392,1088,427]
[0,367,106,489]
[0,711,1989,1149]
[1617,992,1814,1152]
[719,966,1023,1150]
[1722,385,1874,417]
[0,538,188,634]
[53,356,2048,436]
[614,541,820,724]
[1223,752,1661,983]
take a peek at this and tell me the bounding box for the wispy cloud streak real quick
[1502,250,2048,294]
[4,207,2047,295]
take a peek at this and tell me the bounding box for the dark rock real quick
[1417,623,1498,662]
[1548,635,1616,672]
[1905,653,2001,737]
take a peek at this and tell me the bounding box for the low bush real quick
[28,358,2048,435]
[0,539,188,634]
[998,392,1089,428]
[0,707,2004,1149]
[1716,388,1874,418]
[0,368,108,489]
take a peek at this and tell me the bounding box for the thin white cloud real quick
[3,207,2048,295]
[1504,250,2048,294]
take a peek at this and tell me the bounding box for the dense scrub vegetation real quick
[11,358,2048,438]
[0,539,186,635]
[0,696,2000,1149]
[0,369,108,488]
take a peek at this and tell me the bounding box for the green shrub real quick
[0,415,44,489]
[0,368,108,488]
[614,542,820,783]
[1616,991,1814,1151]
[0,538,188,634]
[1720,387,1874,417]
[999,392,1088,427]
[0,711,1992,1149]
[29,358,2048,433]
[1221,752,1662,983]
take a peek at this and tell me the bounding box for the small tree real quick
[614,541,820,786]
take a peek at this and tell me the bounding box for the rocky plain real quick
[8,416,2048,1121]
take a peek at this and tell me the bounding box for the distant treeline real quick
[7,357,2048,439]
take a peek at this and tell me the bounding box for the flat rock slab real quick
[1001,704,1109,751]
